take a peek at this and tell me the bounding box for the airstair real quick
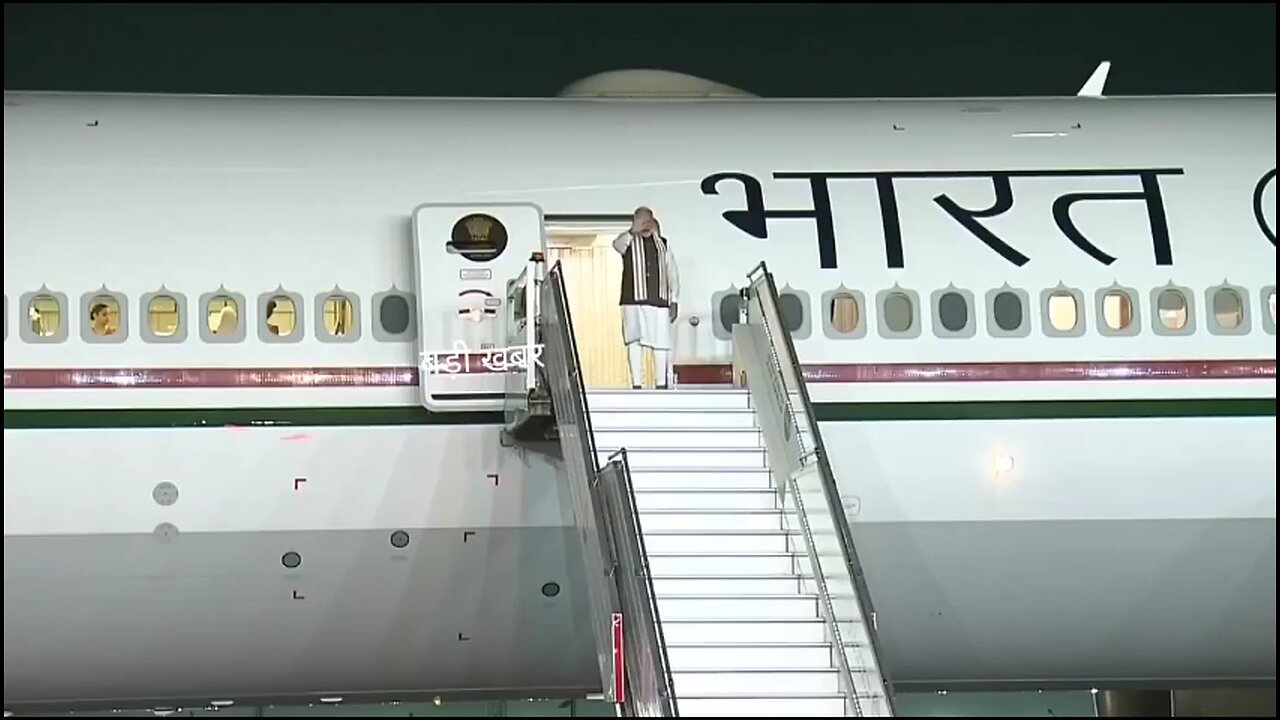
[506,258,895,717]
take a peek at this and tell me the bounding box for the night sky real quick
[4,3,1275,98]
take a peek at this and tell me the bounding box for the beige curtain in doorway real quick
[547,245,653,388]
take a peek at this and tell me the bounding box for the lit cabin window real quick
[87,295,121,337]
[1157,289,1188,331]
[207,295,239,335]
[1269,290,1276,325]
[1266,287,1276,335]
[323,295,355,337]
[992,291,1023,333]
[883,293,913,333]
[829,292,860,333]
[266,295,297,337]
[1103,291,1134,331]
[1047,291,1078,333]
[29,294,61,337]
[1213,288,1244,329]
[148,295,180,337]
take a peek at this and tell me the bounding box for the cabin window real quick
[714,291,745,340]
[30,294,62,338]
[199,290,247,343]
[1157,290,1187,330]
[876,287,921,339]
[149,295,180,337]
[1102,291,1133,331]
[884,294,913,332]
[208,297,239,334]
[268,296,297,336]
[931,288,976,338]
[82,292,128,343]
[993,292,1023,332]
[315,291,361,343]
[1042,287,1085,337]
[830,293,859,333]
[776,289,811,339]
[1048,293,1077,332]
[1213,289,1244,329]
[821,289,866,339]
[373,290,417,342]
[1263,286,1276,335]
[985,287,1030,338]
[324,296,354,336]
[258,291,303,343]
[1096,286,1141,337]
[1150,285,1195,336]
[20,290,70,343]
[141,290,188,343]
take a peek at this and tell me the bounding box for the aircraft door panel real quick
[411,203,546,412]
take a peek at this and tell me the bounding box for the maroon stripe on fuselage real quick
[3,359,1274,390]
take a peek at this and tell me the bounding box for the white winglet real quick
[1077,61,1111,98]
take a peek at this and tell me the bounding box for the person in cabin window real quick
[265,299,281,336]
[90,302,114,336]
[613,206,680,390]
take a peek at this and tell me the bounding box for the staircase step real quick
[634,489,778,511]
[644,530,796,553]
[638,509,783,532]
[676,694,847,717]
[599,448,767,469]
[666,642,837,670]
[653,575,803,596]
[649,553,797,576]
[589,409,759,430]
[586,389,751,410]
[629,469,774,491]
[661,619,828,644]
[658,594,818,620]
[672,668,841,694]
[593,428,762,449]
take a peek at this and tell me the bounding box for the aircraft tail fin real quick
[1077,61,1111,98]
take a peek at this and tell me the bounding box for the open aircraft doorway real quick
[545,216,661,389]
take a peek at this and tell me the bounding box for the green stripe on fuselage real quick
[3,399,1273,430]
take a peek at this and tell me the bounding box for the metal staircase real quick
[591,385,891,717]
[523,258,893,716]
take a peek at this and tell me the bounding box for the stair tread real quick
[653,574,802,580]
[646,529,797,535]
[667,640,840,648]
[662,617,824,623]
[658,593,818,600]
[640,508,782,514]
[675,692,846,699]
[672,667,840,674]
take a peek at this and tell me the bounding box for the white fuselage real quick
[3,92,1275,711]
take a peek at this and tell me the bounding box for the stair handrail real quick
[601,448,679,718]
[543,262,677,717]
[742,261,896,716]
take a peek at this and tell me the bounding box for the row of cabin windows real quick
[715,284,1277,340]
[7,290,416,344]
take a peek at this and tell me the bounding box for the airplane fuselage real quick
[3,92,1275,711]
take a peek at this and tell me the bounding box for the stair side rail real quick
[732,262,896,717]
[542,262,677,717]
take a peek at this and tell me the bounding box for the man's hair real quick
[90,303,109,320]
[633,206,654,219]
[266,299,278,316]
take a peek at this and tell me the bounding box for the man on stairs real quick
[613,206,680,389]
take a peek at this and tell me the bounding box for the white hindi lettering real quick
[420,341,546,375]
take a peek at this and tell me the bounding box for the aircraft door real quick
[411,203,546,412]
